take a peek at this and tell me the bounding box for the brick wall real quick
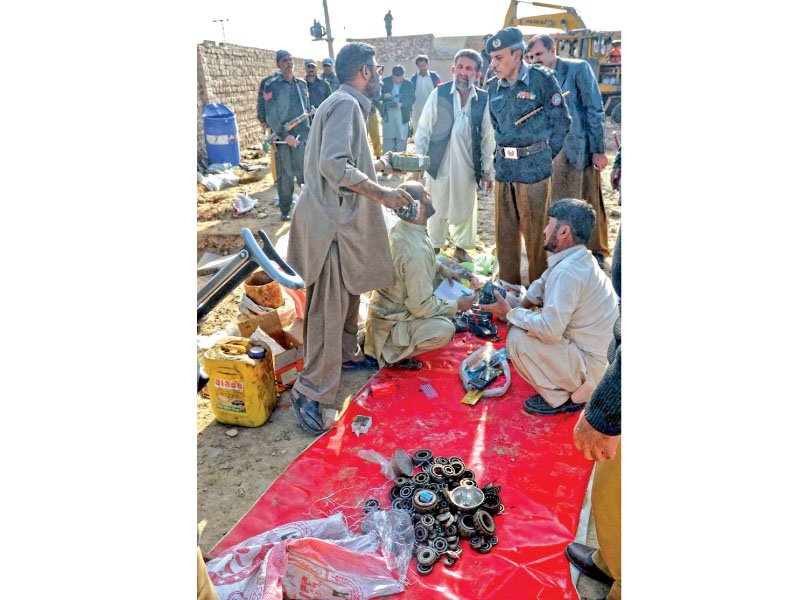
[197,41,310,157]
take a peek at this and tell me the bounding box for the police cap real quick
[275,49,291,64]
[485,27,524,54]
[305,59,317,67]
[321,57,334,66]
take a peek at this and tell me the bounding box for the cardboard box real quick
[240,313,305,391]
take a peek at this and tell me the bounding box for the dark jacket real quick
[584,231,621,436]
[380,76,416,124]
[410,71,442,89]
[306,76,332,110]
[554,57,606,170]
[426,81,489,185]
[256,73,311,138]
[487,62,571,184]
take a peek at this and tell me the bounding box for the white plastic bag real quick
[459,345,511,398]
[207,511,413,600]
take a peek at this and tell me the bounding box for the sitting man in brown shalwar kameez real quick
[365,181,475,370]
[287,42,415,436]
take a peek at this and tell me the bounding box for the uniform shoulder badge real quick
[530,63,555,76]
[551,92,563,106]
[262,73,280,89]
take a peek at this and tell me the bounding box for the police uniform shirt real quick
[488,61,571,184]
[259,74,310,139]
[321,72,340,92]
[307,77,332,109]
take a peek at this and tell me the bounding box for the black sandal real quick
[289,389,328,435]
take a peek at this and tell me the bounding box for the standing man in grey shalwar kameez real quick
[287,42,415,436]
[379,65,415,153]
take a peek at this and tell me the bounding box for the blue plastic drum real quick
[203,103,240,165]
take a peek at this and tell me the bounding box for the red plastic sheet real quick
[212,324,593,599]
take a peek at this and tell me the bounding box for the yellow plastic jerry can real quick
[203,337,277,427]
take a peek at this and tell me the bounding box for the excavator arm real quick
[503,1,586,32]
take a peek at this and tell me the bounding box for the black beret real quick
[275,49,291,63]
[485,27,524,53]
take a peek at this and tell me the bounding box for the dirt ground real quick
[197,118,621,554]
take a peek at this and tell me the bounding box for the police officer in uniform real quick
[486,27,571,285]
[320,57,340,92]
[256,49,310,221]
[304,59,332,111]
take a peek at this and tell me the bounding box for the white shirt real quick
[507,245,618,357]
[411,73,435,129]
[413,83,495,222]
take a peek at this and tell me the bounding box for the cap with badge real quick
[321,57,334,66]
[305,59,317,68]
[275,49,291,64]
[485,27,524,53]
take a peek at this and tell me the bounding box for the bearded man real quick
[413,49,495,263]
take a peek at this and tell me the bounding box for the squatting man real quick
[365,181,474,371]
[480,198,618,415]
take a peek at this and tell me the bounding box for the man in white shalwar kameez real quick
[413,49,495,264]
[481,198,618,416]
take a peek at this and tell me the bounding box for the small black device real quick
[394,200,419,221]
[478,282,507,306]
[468,310,497,338]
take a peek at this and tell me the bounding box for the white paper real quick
[434,279,473,301]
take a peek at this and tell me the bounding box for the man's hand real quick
[573,411,620,461]
[520,295,542,310]
[456,293,475,312]
[592,153,609,171]
[439,265,459,283]
[610,167,621,191]
[379,187,414,210]
[481,170,493,193]
[379,152,403,176]
[285,134,300,148]
[479,290,511,319]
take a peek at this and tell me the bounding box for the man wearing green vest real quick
[413,49,495,264]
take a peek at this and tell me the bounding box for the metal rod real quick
[322,0,334,58]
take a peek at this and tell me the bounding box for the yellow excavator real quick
[504,1,621,122]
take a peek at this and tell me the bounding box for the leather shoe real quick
[565,542,614,586]
[280,214,292,222]
[523,394,584,416]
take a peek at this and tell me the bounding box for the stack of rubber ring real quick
[362,449,505,576]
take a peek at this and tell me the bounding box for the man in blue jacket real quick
[527,34,610,267]
[380,65,416,152]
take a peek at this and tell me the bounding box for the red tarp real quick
[211,325,593,599]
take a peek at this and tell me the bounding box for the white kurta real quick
[505,245,619,407]
[411,74,435,131]
[414,84,495,227]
